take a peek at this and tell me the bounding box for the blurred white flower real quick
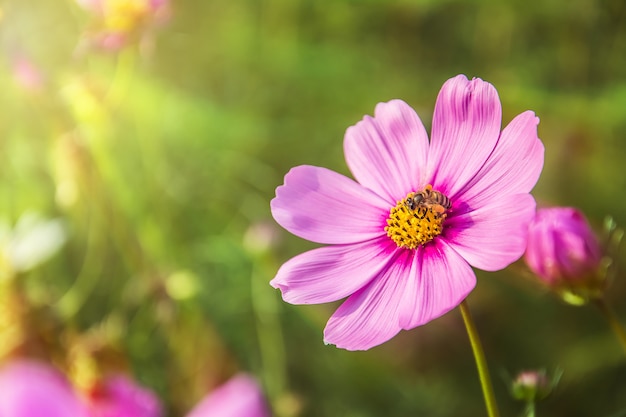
[0,212,67,277]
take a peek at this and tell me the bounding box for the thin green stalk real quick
[594,297,626,355]
[459,299,500,417]
[250,257,287,403]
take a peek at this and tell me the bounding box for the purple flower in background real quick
[524,207,606,304]
[185,374,270,417]
[271,74,544,350]
[86,374,163,417]
[0,360,90,417]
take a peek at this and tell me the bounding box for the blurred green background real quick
[1,0,626,416]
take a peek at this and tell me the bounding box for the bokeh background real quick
[1,0,626,416]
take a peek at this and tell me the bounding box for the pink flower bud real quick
[511,369,558,402]
[525,207,605,303]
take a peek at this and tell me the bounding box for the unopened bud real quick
[511,369,560,402]
[525,207,606,305]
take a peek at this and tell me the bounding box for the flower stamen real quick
[385,185,450,249]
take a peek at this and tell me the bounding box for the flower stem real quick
[524,401,536,417]
[594,297,626,355]
[459,299,500,417]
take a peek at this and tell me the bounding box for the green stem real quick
[459,299,500,417]
[594,297,626,355]
[524,401,536,417]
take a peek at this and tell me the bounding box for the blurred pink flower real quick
[76,0,169,20]
[12,56,45,92]
[243,221,282,254]
[76,0,171,51]
[185,374,270,417]
[86,374,163,417]
[271,74,544,350]
[525,207,602,285]
[0,360,90,417]
[94,32,129,51]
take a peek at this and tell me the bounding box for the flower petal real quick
[270,237,397,304]
[453,111,544,206]
[398,240,476,329]
[271,165,389,244]
[321,240,477,351]
[446,193,536,271]
[323,249,414,351]
[344,100,430,202]
[428,75,502,197]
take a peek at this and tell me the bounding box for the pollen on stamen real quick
[385,192,448,249]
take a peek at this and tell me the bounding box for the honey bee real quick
[404,185,451,217]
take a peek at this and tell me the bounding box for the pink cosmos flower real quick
[0,360,90,417]
[185,373,270,417]
[271,74,544,350]
[86,374,163,417]
[525,207,602,285]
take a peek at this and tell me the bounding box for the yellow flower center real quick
[384,185,450,249]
